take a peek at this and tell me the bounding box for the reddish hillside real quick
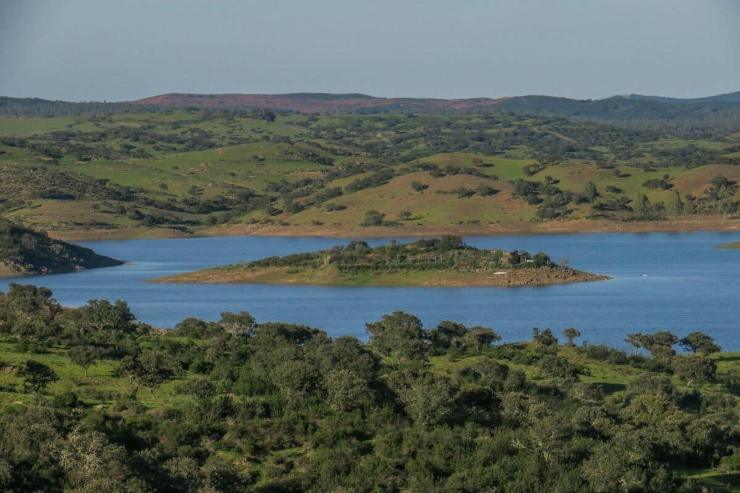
[131,93,505,114]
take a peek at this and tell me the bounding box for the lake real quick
[2,232,739,349]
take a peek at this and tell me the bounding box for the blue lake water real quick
[1,232,739,349]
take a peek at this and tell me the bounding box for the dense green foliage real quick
[0,284,737,492]
[0,218,122,275]
[245,236,552,273]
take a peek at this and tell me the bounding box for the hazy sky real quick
[1,0,739,101]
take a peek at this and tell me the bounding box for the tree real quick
[69,345,102,377]
[679,331,720,355]
[637,193,650,217]
[533,252,551,267]
[563,328,581,346]
[626,331,678,361]
[463,326,501,353]
[59,430,134,492]
[398,209,413,221]
[21,360,58,393]
[532,328,558,349]
[74,299,136,335]
[625,333,647,354]
[117,350,177,398]
[0,283,60,340]
[319,336,379,381]
[429,321,467,351]
[173,317,220,339]
[644,331,678,362]
[672,190,684,216]
[271,358,321,399]
[366,311,427,360]
[396,372,456,427]
[218,311,257,338]
[584,181,599,203]
[324,369,370,412]
[361,210,385,227]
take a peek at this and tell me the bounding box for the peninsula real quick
[155,236,609,287]
[0,219,122,277]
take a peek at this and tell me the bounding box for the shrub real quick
[361,210,385,227]
[410,181,428,192]
[671,355,716,384]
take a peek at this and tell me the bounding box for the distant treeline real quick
[0,97,155,117]
[0,97,284,121]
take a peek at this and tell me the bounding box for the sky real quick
[1,0,739,102]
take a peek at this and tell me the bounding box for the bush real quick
[325,203,347,212]
[717,369,740,393]
[361,210,385,227]
[581,344,628,365]
[410,181,428,192]
[539,354,583,383]
[671,355,716,384]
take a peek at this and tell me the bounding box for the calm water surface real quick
[1,232,739,349]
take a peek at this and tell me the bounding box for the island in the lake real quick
[0,219,123,277]
[155,236,609,287]
[720,241,740,249]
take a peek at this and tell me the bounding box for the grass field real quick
[0,337,188,408]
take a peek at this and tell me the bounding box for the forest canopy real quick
[0,284,737,492]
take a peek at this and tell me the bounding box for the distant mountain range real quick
[622,91,740,104]
[131,91,740,118]
[132,92,504,114]
[2,90,739,129]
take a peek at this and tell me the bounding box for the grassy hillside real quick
[0,109,738,238]
[0,284,737,491]
[157,236,608,287]
[0,219,122,276]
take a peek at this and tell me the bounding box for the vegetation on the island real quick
[0,284,737,492]
[720,241,740,249]
[156,236,608,286]
[0,218,122,276]
[0,98,739,239]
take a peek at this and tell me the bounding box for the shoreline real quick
[46,215,740,242]
[154,265,611,288]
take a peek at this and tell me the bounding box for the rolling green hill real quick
[0,106,738,239]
